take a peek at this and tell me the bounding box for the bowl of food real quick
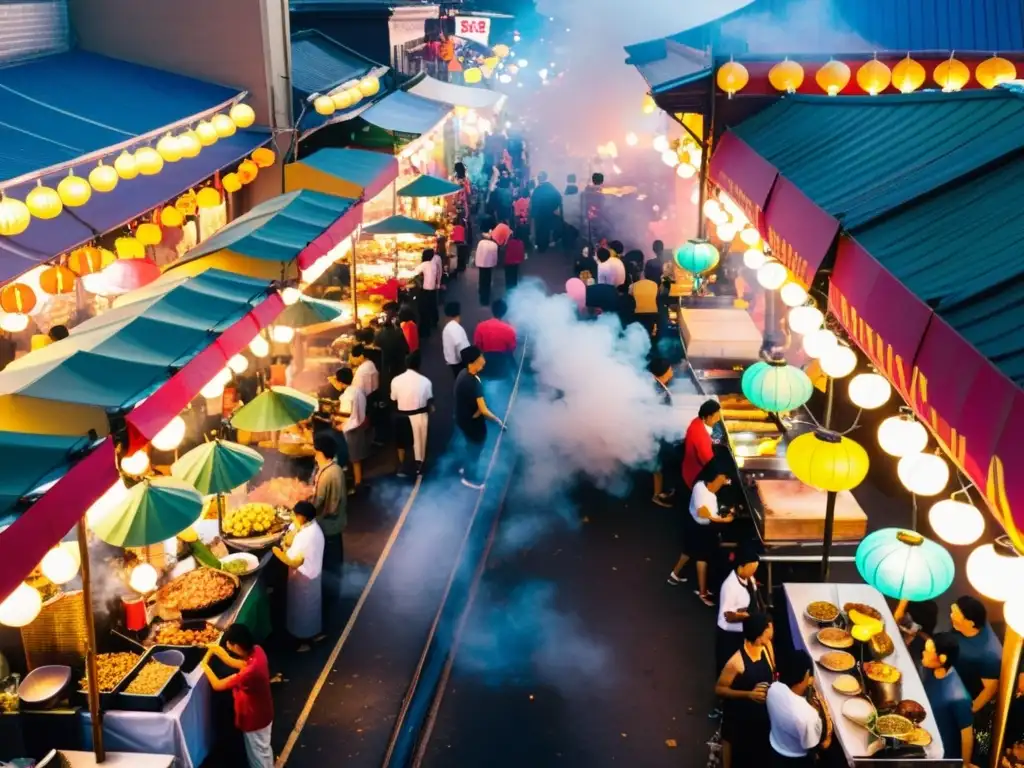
[842,697,876,726]
[832,674,862,696]
[873,713,915,739]
[805,601,840,625]
[148,619,221,648]
[18,665,71,710]
[817,627,854,650]
[895,699,927,724]
[818,651,856,672]
[844,603,883,621]
[219,553,259,577]
[862,661,903,710]
[896,727,932,747]
[157,567,239,619]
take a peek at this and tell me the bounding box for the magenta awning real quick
[763,176,840,288]
[708,132,778,231]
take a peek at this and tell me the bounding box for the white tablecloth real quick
[55,750,174,767]
[783,583,945,762]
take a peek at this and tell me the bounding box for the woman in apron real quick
[272,501,325,651]
[715,549,763,676]
[715,613,776,768]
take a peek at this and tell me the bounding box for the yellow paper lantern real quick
[856,58,892,95]
[237,160,259,185]
[493,44,510,58]
[136,222,162,246]
[177,130,202,159]
[195,120,219,146]
[345,87,362,105]
[114,151,139,180]
[0,196,31,236]
[40,264,76,295]
[934,57,970,91]
[156,134,183,163]
[25,183,63,220]
[196,187,222,209]
[816,59,851,95]
[134,147,164,176]
[892,55,926,93]
[314,95,335,116]
[787,429,869,492]
[230,102,256,128]
[251,147,276,168]
[331,90,353,111]
[484,56,500,70]
[464,67,483,84]
[57,173,92,208]
[115,236,145,259]
[716,60,749,96]
[768,58,805,93]
[222,173,242,193]
[88,162,119,193]
[975,56,1017,89]
[160,206,184,227]
[358,76,381,97]
[212,114,237,138]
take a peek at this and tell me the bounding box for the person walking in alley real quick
[475,231,499,306]
[442,301,471,378]
[530,171,562,252]
[454,346,504,490]
[391,351,434,476]
[474,299,518,379]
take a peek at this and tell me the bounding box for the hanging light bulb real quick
[652,135,669,153]
[661,150,680,168]
[779,282,807,308]
[788,305,824,335]
[676,163,696,179]
[966,539,1024,602]
[129,563,158,594]
[878,414,928,457]
[120,450,151,477]
[819,344,857,379]
[848,373,891,409]
[40,542,80,585]
[897,452,949,496]
[0,583,42,627]
[929,499,985,546]
[756,261,787,290]
[228,354,250,374]
[743,248,766,270]
[271,325,295,344]
[281,287,302,305]
[739,227,760,247]
[802,328,837,359]
[249,335,270,358]
[151,415,187,452]
[702,199,721,220]
[200,376,226,399]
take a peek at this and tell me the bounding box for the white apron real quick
[286,522,324,640]
[409,412,429,462]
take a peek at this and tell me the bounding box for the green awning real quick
[362,215,437,236]
[0,431,86,516]
[397,175,461,198]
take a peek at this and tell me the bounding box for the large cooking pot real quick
[860,662,903,711]
[19,665,71,710]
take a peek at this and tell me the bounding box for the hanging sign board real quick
[454,16,491,47]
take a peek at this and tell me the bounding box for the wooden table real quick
[756,478,868,543]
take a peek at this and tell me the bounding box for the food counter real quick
[783,582,957,765]
[679,307,762,366]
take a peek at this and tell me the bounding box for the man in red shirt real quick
[202,624,274,767]
[682,399,721,490]
[473,299,517,379]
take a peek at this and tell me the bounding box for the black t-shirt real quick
[575,256,598,281]
[454,370,485,435]
[586,283,619,312]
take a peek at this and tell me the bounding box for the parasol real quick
[275,295,348,329]
[855,528,955,602]
[89,477,203,547]
[230,386,317,432]
[170,439,264,495]
[397,175,462,198]
[362,215,437,237]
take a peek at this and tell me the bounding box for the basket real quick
[20,591,87,671]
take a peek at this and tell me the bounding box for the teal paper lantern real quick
[856,528,955,602]
[741,357,813,413]
[674,238,720,274]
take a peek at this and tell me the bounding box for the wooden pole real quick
[350,234,361,329]
[77,519,105,763]
[821,378,836,582]
[990,626,1024,768]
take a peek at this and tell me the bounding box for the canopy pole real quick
[77,519,105,763]
[350,234,361,329]
[991,627,1024,767]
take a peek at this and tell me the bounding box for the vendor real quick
[272,501,325,652]
[311,434,347,574]
[715,548,763,676]
[312,369,349,465]
[682,400,722,492]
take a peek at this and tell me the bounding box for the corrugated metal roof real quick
[359,90,451,135]
[732,90,1024,229]
[290,29,380,96]
[636,42,710,93]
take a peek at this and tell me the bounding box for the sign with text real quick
[454,16,491,46]
[763,176,839,288]
[709,132,778,232]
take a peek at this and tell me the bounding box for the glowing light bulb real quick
[739,227,760,247]
[661,150,679,168]
[878,415,928,457]
[129,563,158,594]
[676,163,696,179]
[929,500,985,546]
[820,344,857,378]
[200,376,226,399]
[0,312,30,332]
[0,583,42,627]
[652,135,669,153]
[281,287,302,305]
[271,325,295,344]
[802,328,837,359]
[120,450,151,477]
[228,354,250,374]
[779,282,807,307]
[151,415,187,452]
[757,261,787,290]
[249,335,270,358]
[743,248,766,270]
[40,543,80,585]
[788,305,824,335]
[848,373,891,410]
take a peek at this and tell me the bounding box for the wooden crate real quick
[756,479,867,543]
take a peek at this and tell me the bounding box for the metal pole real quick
[821,377,836,582]
[991,627,1024,768]
[697,52,716,240]
[350,235,361,329]
[77,520,105,763]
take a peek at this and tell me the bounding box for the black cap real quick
[460,345,482,365]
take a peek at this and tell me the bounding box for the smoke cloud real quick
[720,0,875,54]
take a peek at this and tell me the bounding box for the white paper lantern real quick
[743,248,767,270]
[789,306,824,336]
[228,354,250,375]
[928,499,985,546]
[661,150,680,168]
[0,583,42,627]
[702,200,721,220]
[1004,594,1024,635]
[739,227,760,247]
[967,543,1024,602]
[676,163,696,179]
[897,452,949,496]
[652,135,669,153]
[151,415,187,452]
[249,335,270,358]
[271,325,295,344]
[779,282,808,308]
[0,312,30,333]
[129,563,158,594]
[120,450,150,477]
[802,328,837,358]
[717,222,738,242]
[877,415,928,457]
[40,543,80,585]
[281,287,302,306]
[820,344,857,378]
[848,373,891,409]
[757,261,787,290]
[200,376,226,399]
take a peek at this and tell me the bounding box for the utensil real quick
[152,650,185,668]
[18,665,71,709]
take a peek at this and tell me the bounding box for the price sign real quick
[454,16,491,46]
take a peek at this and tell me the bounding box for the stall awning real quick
[406,74,504,111]
[707,132,777,230]
[0,432,92,518]
[397,175,461,198]
[632,41,711,94]
[165,190,362,280]
[291,29,380,97]
[286,148,398,200]
[359,90,452,135]
[363,215,436,236]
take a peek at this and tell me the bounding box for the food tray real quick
[115,654,185,713]
[157,567,240,620]
[143,620,222,673]
[75,649,149,711]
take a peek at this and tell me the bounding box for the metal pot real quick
[860,665,903,711]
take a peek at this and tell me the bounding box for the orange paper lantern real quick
[716,60,749,96]
[251,147,276,168]
[975,56,1017,89]
[237,160,259,184]
[68,246,114,275]
[816,59,851,95]
[39,264,76,295]
[856,58,892,95]
[768,59,805,93]
[892,55,926,93]
[934,57,970,91]
[0,283,37,314]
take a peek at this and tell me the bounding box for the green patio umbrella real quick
[397,175,462,198]
[362,215,438,237]
[231,386,318,432]
[274,295,348,329]
[170,439,264,495]
[90,477,203,548]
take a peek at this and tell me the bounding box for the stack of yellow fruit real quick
[223,503,277,538]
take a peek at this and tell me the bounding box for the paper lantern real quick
[816,59,851,96]
[332,90,353,111]
[151,415,187,452]
[757,260,787,290]
[252,147,276,168]
[768,58,804,93]
[716,222,738,243]
[641,94,656,114]
[820,344,857,379]
[464,67,483,84]
[114,151,139,180]
[848,373,891,410]
[779,282,807,307]
[674,239,720,274]
[743,248,766,270]
[892,55,926,93]
[39,264,76,295]
[129,562,158,594]
[196,187,222,209]
[200,373,227,399]
[976,56,1016,89]
[741,358,813,413]
[789,305,824,335]
[88,163,119,193]
[136,222,162,246]
[856,58,892,95]
[878,415,928,457]
[314,95,335,116]
[68,246,113,275]
[897,452,949,496]
[966,540,1024,602]
[345,87,362,105]
[121,450,151,477]
[178,130,202,159]
[0,196,30,236]
[195,120,219,146]
[856,529,954,602]
[0,583,42,627]
[802,328,837,358]
[493,44,510,58]
[1006,595,1024,635]
[156,134,183,163]
[212,113,237,138]
[135,147,164,176]
[237,160,259,184]
[661,149,680,168]
[160,206,184,227]
[222,173,242,194]
[0,313,29,332]
[716,60,749,96]
[26,183,63,220]
[249,335,270,358]
[676,163,696,179]
[359,76,381,97]
[934,57,970,92]
[230,102,256,128]
[929,499,985,546]
[787,429,869,492]
[739,227,760,248]
[56,173,92,208]
[40,543,80,585]
[271,325,295,344]
[114,236,145,260]
[0,283,36,314]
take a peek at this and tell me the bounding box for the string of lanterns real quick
[311,74,382,117]
[0,102,258,238]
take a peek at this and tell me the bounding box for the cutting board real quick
[680,308,762,362]
[757,479,867,542]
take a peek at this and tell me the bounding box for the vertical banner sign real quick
[763,176,839,288]
[454,16,491,47]
[708,133,778,233]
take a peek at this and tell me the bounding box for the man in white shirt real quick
[336,368,371,489]
[390,351,434,476]
[596,246,626,288]
[442,301,470,378]
[474,232,499,306]
[687,465,734,607]
[413,248,442,337]
[716,548,761,676]
[767,650,828,766]
[349,344,379,398]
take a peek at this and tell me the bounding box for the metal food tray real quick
[142,620,222,673]
[74,647,148,711]
[157,567,241,620]
[114,651,185,713]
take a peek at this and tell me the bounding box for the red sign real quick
[709,132,778,231]
[764,176,839,287]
